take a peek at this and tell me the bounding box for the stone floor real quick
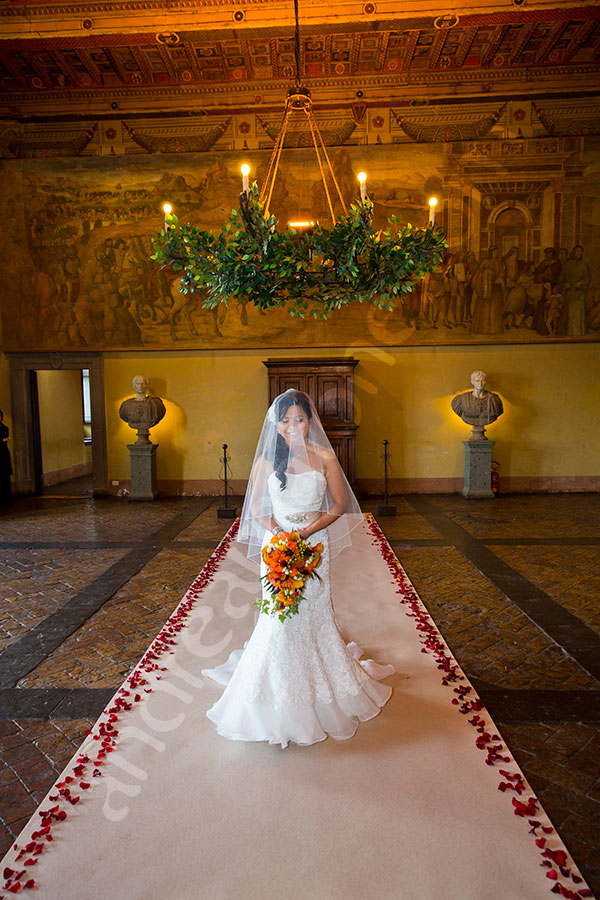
[0,490,599,896]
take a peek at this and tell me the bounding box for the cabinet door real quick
[315,375,349,423]
[269,376,306,402]
[328,434,347,469]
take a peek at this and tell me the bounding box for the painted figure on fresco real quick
[558,245,591,337]
[441,252,469,327]
[451,370,504,442]
[471,247,506,334]
[119,375,166,445]
[464,250,479,320]
[544,289,565,337]
[532,248,562,335]
[59,245,81,307]
[503,245,520,292]
[503,262,532,329]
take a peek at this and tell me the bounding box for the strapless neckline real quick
[284,470,326,481]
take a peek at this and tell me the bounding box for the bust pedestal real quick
[462,440,495,499]
[127,443,159,500]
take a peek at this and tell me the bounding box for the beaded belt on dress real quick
[283,510,322,524]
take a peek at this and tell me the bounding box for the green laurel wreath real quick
[151,182,447,319]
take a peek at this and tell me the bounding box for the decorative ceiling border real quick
[1,3,599,36]
[2,62,599,105]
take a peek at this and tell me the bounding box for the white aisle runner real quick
[1,518,593,900]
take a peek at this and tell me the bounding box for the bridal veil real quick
[237,389,363,561]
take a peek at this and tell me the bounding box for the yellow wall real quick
[353,343,598,487]
[104,343,599,492]
[37,369,88,480]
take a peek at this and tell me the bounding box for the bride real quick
[202,389,394,748]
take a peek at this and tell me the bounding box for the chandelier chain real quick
[305,108,336,223]
[308,112,347,217]
[294,0,301,88]
[260,106,292,214]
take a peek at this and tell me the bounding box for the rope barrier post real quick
[217,443,237,519]
[376,439,397,517]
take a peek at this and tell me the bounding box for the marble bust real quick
[119,375,166,444]
[451,370,504,441]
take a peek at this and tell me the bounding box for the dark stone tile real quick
[0,823,13,856]
[561,813,600,847]
[0,500,212,688]
[0,780,36,826]
[0,688,64,719]
[405,495,600,682]
[52,688,114,719]
[15,753,56,792]
[476,688,600,723]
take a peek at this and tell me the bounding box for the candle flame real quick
[162,203,172,214]
[428,197,438,208]
[241,164,250,176]
[357,171,367,183]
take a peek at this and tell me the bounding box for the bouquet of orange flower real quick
[256,530,324,623]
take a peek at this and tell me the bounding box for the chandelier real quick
[152,1,447,319]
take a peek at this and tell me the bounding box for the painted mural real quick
[1,137,599,352]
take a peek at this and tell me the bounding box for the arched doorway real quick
[486,201,535,261]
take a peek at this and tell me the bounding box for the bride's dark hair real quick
[274,391,313,491]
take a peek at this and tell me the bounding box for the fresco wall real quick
[1,136,599,352]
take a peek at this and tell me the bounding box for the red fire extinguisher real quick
[491,460,500,497]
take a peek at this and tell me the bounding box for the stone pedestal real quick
[127,443,158,500]
[462,440,495,499]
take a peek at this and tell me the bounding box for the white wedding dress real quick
[203,470,394,748]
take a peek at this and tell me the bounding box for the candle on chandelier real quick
[428,197,438,228]
[241,164,250,196]
[357,171,367,200]
[162,203,172,231]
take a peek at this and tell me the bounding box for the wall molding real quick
[106,475,599,498]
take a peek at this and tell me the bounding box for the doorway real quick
[8,354,108,496]
[29,368,95,496]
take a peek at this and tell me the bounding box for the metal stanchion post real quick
[217,443,237,519]
[376,439,396,517]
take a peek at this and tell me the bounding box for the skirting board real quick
[43,462,93,487]
[357,475,600,494]
[106,475,599,497]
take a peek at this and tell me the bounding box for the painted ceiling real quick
[1,1,599,121]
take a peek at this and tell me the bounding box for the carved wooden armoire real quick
[263,357,358,483]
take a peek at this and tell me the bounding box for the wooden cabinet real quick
[263,357,358,483]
